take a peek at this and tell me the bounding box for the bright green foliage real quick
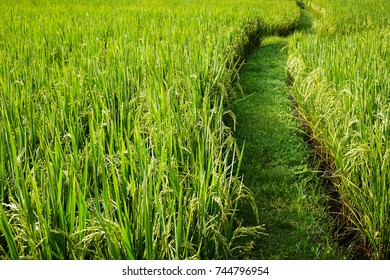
[0,0,300,259]
[304,0,390,34]
[289,0,390,259]
[233,36,343,259]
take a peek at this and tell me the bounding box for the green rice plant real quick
[287,26,390,258]
[302,0,390,34]
[0,0,300,259]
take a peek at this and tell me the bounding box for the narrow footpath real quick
[233,34,345,259]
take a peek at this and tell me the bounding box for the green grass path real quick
[232,36,344,259]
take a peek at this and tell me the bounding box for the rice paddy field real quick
[288,0,390,259]
[0,0,300,260]
[0,0,389,260]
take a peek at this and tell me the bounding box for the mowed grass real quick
[288,0,390,259]
[232,36,343,259]
[0,0,301,259]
